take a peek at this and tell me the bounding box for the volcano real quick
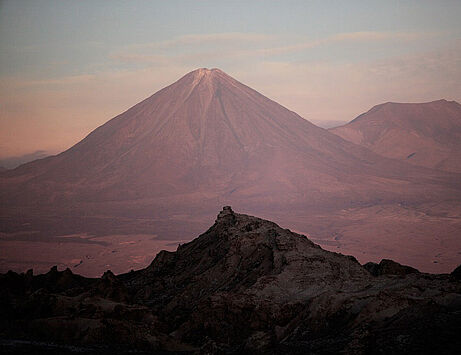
[1,69,461,275]
[1,69,457,208]
[330,99,461,173]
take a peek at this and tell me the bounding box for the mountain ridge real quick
[330,99,461,172]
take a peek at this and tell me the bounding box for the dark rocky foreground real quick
[1,207,461,354]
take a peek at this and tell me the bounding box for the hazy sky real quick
[1,0,461,159]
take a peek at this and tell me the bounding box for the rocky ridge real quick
[1,207,461,354]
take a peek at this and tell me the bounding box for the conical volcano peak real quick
[184,67,233,89]
[191,67,225,77]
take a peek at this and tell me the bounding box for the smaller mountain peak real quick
[376,99,456,108]
[431,98,460,106]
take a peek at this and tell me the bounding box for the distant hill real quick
[0,150,50,169]
[311,119,348,129]
[330,100,461,173]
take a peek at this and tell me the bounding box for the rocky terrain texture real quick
[1,207,460,354]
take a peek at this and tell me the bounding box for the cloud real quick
[110,53,171,65]
[233,40,461,122]
[129,32,276,51]
[111,31,432,66]
[248,31,427,57]
[329,31,425,42]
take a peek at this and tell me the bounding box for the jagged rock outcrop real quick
[363,259,420,276]
[1,207,461,354]
[452,264,461,280]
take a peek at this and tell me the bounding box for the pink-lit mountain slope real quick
[330,100,461,173]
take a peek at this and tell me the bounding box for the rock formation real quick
[1,207,460,354]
